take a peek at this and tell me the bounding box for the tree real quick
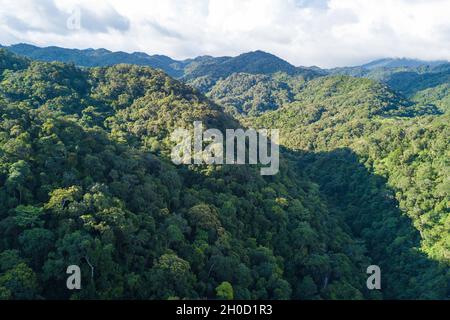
[14,206,44,229]
[19,228,54,268]
[0,263,39,299]
[216,281,234,300]
[6,160,31,203]
[146,253,197,299]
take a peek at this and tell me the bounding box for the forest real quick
[0,47,448,300]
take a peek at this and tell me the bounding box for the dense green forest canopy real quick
[329,61,450,113]
[247,76,449,263]
[0,48,448,300]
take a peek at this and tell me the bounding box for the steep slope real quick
[247,76,449,287]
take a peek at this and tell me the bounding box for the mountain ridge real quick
[3,43,448,71]
[2,44,450,115]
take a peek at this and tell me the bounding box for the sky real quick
[0,0,449,68]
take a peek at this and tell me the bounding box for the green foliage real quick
[14,205,44,228]
[216,281,234,300]
[246,75,449,298]
[206,73,295,116]
[0,49,447,301]
[1,54,359,300]
[0,262,38,299]
[331,61,450,113]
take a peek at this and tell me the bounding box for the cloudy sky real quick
[0,0,449,67]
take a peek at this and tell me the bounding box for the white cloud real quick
[0,0,449,67]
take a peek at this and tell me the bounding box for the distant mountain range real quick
[0,43,322,80]
[1,43,448,75]
[361,58,448,70]
[0,43,187,77]
[1,43,449,114]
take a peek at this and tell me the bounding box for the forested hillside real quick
[247,76,449,275]
[2,44,322,92]
[205,73,300,116]
[0,50,381,299]
[9,43,448,115]
[0,48,448,300]
[330,61,450,113]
